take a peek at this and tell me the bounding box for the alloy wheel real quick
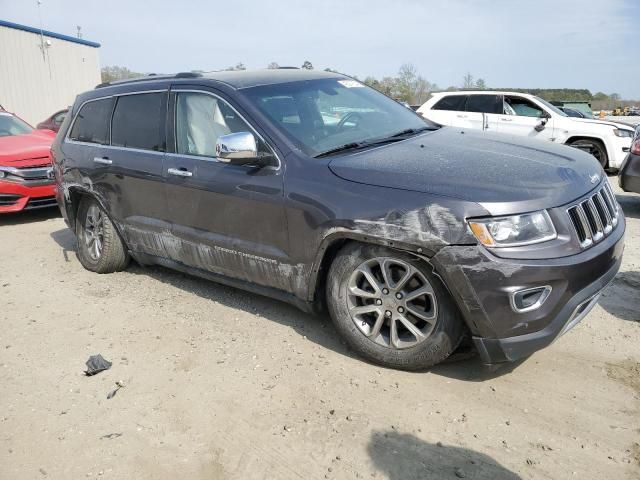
[83,204,104,261]
[346,257,438,349]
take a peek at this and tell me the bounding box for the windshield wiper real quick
[314,127,435,158]
[388,126,433,138]
[314,142,368,158]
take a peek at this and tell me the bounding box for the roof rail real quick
[95,71,203,89]
[277,66,299,69]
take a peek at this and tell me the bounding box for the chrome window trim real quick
[171,88,282,171]
[102,145,165,156]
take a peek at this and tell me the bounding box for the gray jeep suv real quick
[51,69,625,370]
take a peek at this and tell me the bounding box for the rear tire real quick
[326,243,465,371]
[568,139,608,168]
[75,197,129,273]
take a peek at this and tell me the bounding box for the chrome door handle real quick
[456,114,468,118]
[501,118,513,122]
[167,167,193,177]
[93,157,112,165]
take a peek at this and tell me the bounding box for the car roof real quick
[97,68,346,91]
[432,90,537,98]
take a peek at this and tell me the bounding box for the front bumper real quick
[0,180,57,213]
[619,152,640,194]
[432,215,625,364]
[609,136,632,170]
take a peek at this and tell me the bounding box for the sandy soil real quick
[1,178,638,480]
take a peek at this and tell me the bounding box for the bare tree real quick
[301,60,314,70]
[475,78,487,90]
[101,65,143,83]
[462,72,475,89]
[267,62,280,69]
[226,62,246,71]
[395,63,436,104]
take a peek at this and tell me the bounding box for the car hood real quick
[0,130,55,167]
[328,128,604,216]
[570,117,635,131]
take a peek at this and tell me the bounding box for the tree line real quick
[101,63,636,109]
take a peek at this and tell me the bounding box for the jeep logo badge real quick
[589,174,600,184]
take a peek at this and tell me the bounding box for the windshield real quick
[534,97,568,117]
[0,113,33,137]
[243,78,432,157]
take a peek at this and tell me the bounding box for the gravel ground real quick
[0,178,638,480]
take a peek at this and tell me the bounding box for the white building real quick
[0,20,101,125]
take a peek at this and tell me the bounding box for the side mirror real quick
[216,132,259,165]
[540,110,551,119]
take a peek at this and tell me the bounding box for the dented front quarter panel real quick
[280,153,487,302]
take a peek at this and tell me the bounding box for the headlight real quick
[468,210,557,247]
[613,129,634,138]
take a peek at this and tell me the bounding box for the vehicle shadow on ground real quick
[598,271,640,322]
[368,431,522,480]
[49,226,526,381]
[616,192,640,219]
[0,207,59,226]
[431,354,526,382]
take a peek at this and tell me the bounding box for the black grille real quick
[567,182,619,249]
[25,196,57,210]
[0,194,21,207]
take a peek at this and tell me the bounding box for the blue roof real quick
[0,19,100,48]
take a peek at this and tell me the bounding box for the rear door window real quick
[111,92,166,151]
[465,95,502,114]
[69,98,114,144]
[432,95,467,111]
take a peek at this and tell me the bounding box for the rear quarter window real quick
[68,98,114,144]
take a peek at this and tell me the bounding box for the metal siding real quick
[0,25,101,125]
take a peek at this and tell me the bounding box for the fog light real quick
[510,286,552,313]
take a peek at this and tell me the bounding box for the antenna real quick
[76,25,82,38]
[36,0,52,78]
[37,0,46,61]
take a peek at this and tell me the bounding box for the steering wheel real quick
[337,112,362,130]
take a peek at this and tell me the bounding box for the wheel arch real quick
[63,187,127,246]
[565,135,610,167]
[306,230,441,305]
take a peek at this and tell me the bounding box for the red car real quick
[0,111,57,213]
[36,109,68,133]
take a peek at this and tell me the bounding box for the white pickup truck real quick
[418,91,634,170]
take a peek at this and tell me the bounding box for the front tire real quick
[326,243,465,371]
[568,139,608,168]
[75,197,129,273]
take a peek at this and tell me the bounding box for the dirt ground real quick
[1,178,638,480]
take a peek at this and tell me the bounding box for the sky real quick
[2,0,639,98]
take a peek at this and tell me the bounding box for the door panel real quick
[163,88,290,292]
[498,96,555,140]
[496,115,555,140]
[99,146,169,255]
